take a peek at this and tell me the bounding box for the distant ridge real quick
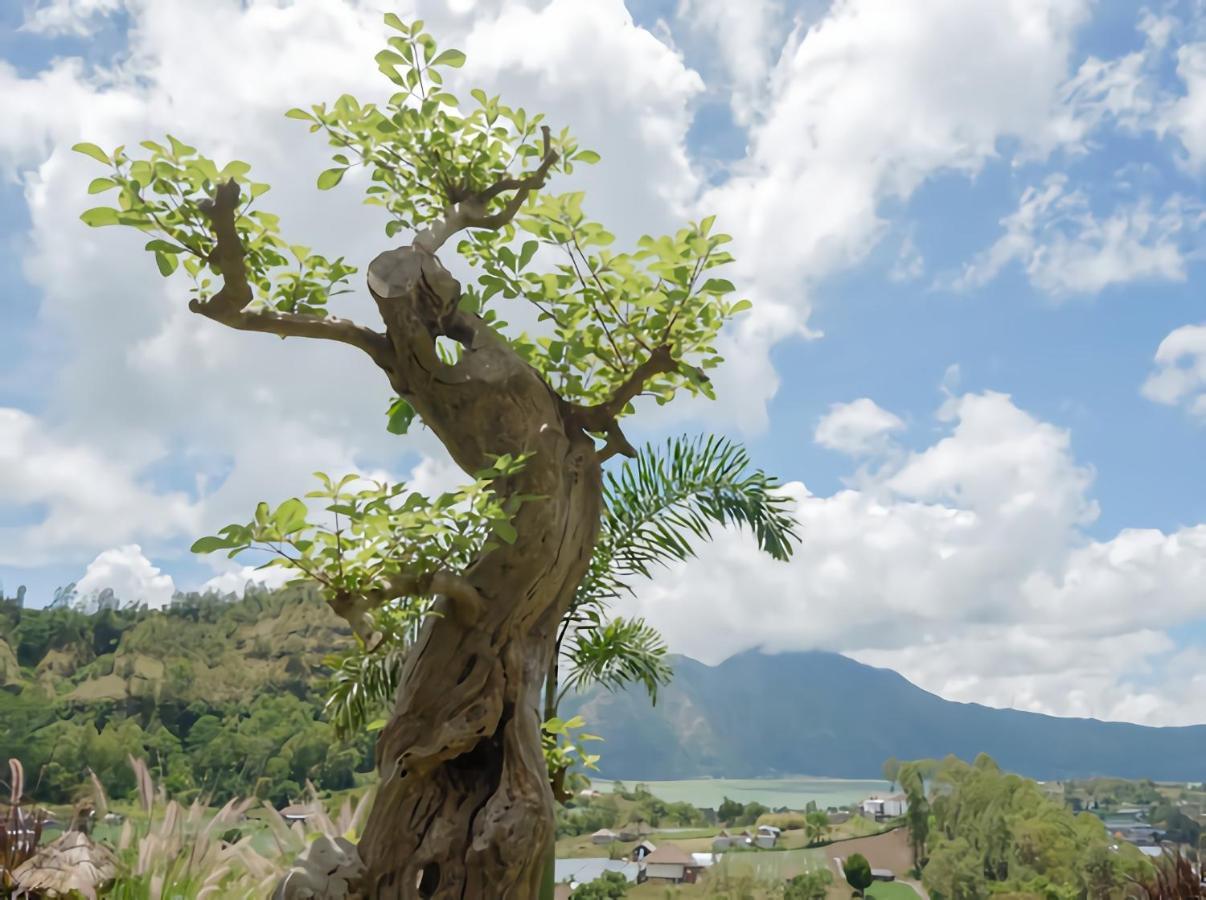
[562,649,1206,782]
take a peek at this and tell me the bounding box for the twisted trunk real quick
[354,246,603,898]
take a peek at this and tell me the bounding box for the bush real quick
[757,812,806,830]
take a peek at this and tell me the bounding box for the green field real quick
[867,882,922,899]
[711,847,827,882]
[593,776,889,810]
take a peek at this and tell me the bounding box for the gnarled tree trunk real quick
[192,163,632,897]
[353,245,603,898]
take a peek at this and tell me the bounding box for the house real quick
[278,804,312,824]
[590,828,619,845]
[578,788,603,800]
[691,852,717,869]
[631,839,656,862]
[871,869,896,882]
[753,826,779,849]
[711,829,736,851]
[640,843,704,884]
[861,794,908,821]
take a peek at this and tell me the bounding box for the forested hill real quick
[0,586,374,805]
[4,588,1204,802]
[563,650,1206,782]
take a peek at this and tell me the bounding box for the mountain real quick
[562,649,1206,782]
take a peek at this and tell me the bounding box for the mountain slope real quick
[562,649,1206,781]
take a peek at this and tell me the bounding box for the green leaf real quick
[383,12,406,31]
[220,160,252,180]
[145,239,183,253]
[730,299,753,313]
[431,48,466,68]
[495,520,518,544]
[574,149,601,164]
[154,250,178,276]
[317,167,346,190]
[80,207,119,227]
[190,536,231,554]
[701,278,735,294]
[386,397,416,435]
[87,177,117,194]
[72,142,110,165]
[284,108,313,121]
[365,718,387,732]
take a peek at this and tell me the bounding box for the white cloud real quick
[19,0,125,36]
[0,408,200,566]
[76,545,176,609]
[617,390,1206,726]
[951,175,1194,296]
[1166,42,1206,172]
[814,398,904,456]
[1141,322,1206,418]
[198,563,293,598]
[693,0,1100,425]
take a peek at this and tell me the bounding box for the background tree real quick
[804,810,830,845]
[718,796,744,825]
[882,756,901,791]
[843,853,873,897]
[898,760,931,871]
[76,15,788,898]
[784,868,833,900]
[572,870,630,900]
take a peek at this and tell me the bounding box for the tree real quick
[898,760,930,870]
[882,756,901,791]
[784,869,833,900]
[922,837,985,900]
[718,796,744,825]
[76,15,790,897]
[573,870,630,900]
[843,853,873,897]
[804,810,830,845]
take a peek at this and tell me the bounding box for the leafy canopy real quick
[74,16,746,425]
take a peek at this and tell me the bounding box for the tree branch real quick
[188,179,393,366]
[328,569,485,648]
[414,125,559,253]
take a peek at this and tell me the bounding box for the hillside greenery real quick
[0,585,374,807]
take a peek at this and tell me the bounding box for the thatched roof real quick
[12,830,117,896]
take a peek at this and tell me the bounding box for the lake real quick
[592,776,891,810]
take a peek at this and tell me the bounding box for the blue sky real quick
[2,0,1205,725]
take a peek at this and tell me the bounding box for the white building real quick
[861,794,908,820]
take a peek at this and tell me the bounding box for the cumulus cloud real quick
[1141,323,1206,418]
[0,407,200,566]
[76,545,176,609]
[616,390,1206,726]
[814,398,904,456]
[950,175,1195,296]
[1166,42,1206,172]
[198,564,294,597]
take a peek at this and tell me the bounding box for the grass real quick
[594,777,889,811]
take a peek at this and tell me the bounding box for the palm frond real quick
[563,617,672,703]
[574,434,799,618]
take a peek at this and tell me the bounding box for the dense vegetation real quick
[907,754,1152,899]
[0,586,374,807]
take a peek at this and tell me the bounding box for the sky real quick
[1,0,1205,728]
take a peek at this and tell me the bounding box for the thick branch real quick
[189,180,393,366]
[328,569,485,647]
[414,126,559,253]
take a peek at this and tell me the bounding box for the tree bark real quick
[352,245,604,898]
